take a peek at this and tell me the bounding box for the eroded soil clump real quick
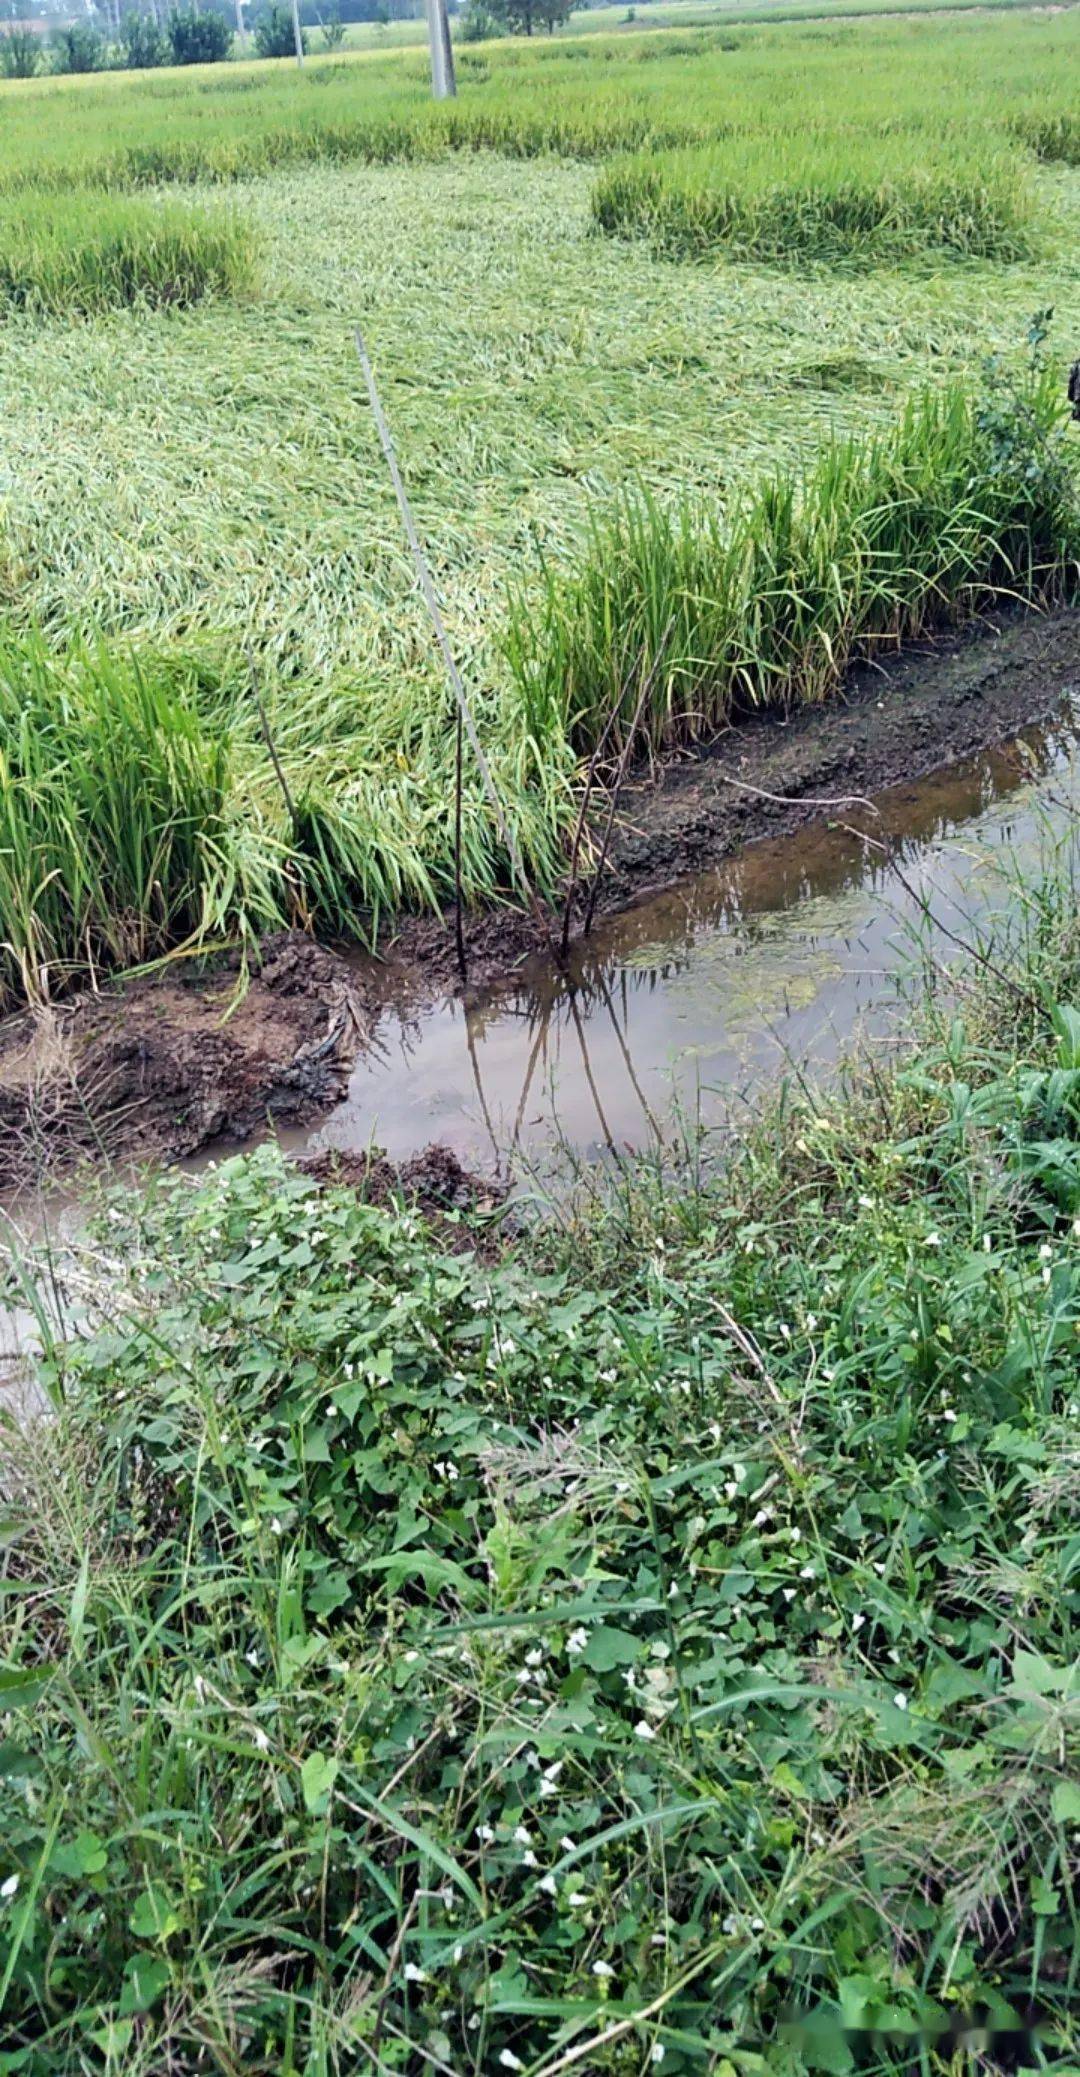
[299,1144,508,1254]
[0,932,365,1194]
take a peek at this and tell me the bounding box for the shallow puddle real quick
[280,698,1080,1179]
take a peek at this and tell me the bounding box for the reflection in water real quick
[291,706,1080,1177]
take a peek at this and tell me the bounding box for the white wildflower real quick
[404,1963,427,1984]
[592,1960,614,1979]
[634,1719,657,1741]
[0,1875,18,1900]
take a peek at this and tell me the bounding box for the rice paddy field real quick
[6,12,1080,2073]
[0,5,1079,993]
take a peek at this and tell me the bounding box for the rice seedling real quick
[506,367,1079,750]
[0,191,256,315]
[591,131,1037,263]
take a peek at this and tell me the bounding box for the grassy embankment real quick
[2,836,1079,2071]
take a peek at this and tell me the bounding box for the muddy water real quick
[284,701,1080,1179]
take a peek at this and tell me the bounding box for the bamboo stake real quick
[354,329,551,954]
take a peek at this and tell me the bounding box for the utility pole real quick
[291,0,304,64]
[424,0,455,98]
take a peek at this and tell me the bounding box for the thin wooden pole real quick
[355,327,548,943]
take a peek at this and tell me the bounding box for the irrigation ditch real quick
[1,599,1078,1198]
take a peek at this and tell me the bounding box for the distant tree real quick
[118,11,168,65]
[459,0,499,34]
[254,1,306,52]
[0,24,38,74]
[532,0,581,28]
[317,2,345,44]
[50,21,104,69]
[166,5,232,61]
[494,0,579,32]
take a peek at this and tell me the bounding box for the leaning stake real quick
[354,328,547,956]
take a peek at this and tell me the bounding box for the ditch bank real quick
[388,602,1080,998]
[0,603,1078,1191]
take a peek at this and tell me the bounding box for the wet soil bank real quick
[1,604,1077,1190]
[0,933,366,1195]
[386,603,1080,1000]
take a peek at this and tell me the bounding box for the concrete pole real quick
[424,0,455,98]
[291,0,304,64]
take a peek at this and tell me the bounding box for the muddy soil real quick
[299,1144,509,1254]
[0,933,366,1194]
[386,604,1080,1000]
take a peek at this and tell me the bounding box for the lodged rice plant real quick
[1011,105,1080,167]
[505,369,1079,753]
[590,132,1038,265]
[0,192,256,315]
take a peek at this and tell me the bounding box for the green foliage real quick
[3,888,1080,2069]
[495,0,584,34]
[319,4,346,48]
[505,364,1079,753]
[0,191,257,317]
[165,5,233,65]
[460,0,504,38]
[0,26,38,78]
[254,3,307,58]
[592,132,1036,264]
[117,12,169,69]
[49,22,104,74]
